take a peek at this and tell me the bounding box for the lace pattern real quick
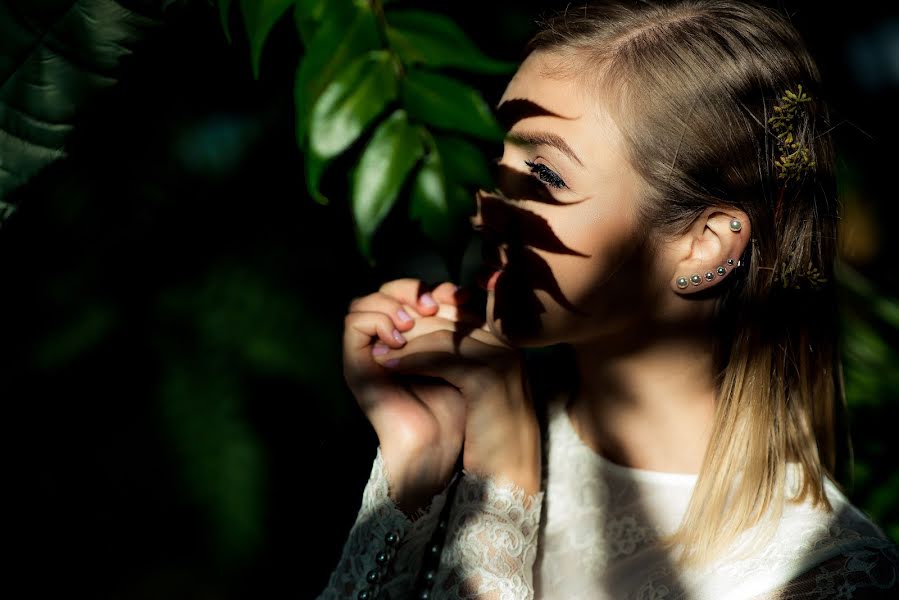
[431,469,545,599]
[315,446,452,599]
[744,536,899,599]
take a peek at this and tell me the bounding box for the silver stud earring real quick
[716,266,726,276]
[676,276,688,289]
[726,258,735,266]
[729,219,742,232]
[705,271,715,281]
[690,274,702,286]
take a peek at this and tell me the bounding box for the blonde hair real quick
[527,0,849,568]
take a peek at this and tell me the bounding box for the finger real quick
[347,292,420,332]
[423,306,495,338]
[378,278,466,317]
[371,329,516,389]
[343,311,408,375]
[431,280,472,306]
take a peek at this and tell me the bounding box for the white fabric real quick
[535,395,898,600]
[318,391,899,599]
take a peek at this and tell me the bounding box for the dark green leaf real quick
[239,0,296,81]
[293,0,381,146]
[386,10,516,74]
[410,136,451,245]
[352,110,424,261]
[292,0,330,45]
[434,134,492,188]
[402,69,504,141]
[305,50,399,204]
[219,0,233,44]
[0,0,160,215]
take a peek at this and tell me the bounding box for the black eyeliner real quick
[525,160,568,189]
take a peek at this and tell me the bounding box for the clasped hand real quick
[343,278,542,515]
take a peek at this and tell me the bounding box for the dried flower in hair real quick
[768,84,817,186]
[776,261,828,291]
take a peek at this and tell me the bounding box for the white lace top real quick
[317,392,899,599]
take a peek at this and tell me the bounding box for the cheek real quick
[552,206,638,301]
[488,205,646,346]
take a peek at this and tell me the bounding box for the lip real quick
[476,260,505,290]
[486,268,503,291]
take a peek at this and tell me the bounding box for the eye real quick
[525,160,567,189]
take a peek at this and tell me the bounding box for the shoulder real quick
[695,470,898,600]
[766,479,899,599]
[767,536,899,599]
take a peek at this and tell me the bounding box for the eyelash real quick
[525,160,567,189]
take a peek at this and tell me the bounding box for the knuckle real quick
[380,278,425,300]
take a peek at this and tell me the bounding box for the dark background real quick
[4,1,898,598]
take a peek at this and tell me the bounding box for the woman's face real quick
[482,50,672,348]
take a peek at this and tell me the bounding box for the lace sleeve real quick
[427,469,545,599]
[748,537,899,600]
[315,446,455,600]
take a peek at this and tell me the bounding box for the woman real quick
[319,1,899,598]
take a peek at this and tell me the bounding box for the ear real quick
[670,207,750,294]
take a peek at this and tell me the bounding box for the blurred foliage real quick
[837,259,899,542]
[0,0,165,220]
[1,1,897,599]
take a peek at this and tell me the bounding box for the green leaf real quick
[434,135,492,188]
[292,0,330,45]
[386,10,516,74]
[352,110,424,261]
[306,50,399,204]
[402,69,504,141]
[219,0,233,44]
[239,0,296,80]
[293,0,381,147]
[0,0,160,213]
[410,136,451,245]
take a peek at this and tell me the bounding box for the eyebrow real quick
[505,130,584,167]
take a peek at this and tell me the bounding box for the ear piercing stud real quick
[677,258,742,289]
[729,218,742,232]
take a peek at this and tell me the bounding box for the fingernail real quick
[397,309,412,323]
[420,293,437,308]
[392,328,406,344]
[384,358,400,368]
[372,343,389,356]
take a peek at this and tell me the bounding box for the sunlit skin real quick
[487,50,752,474]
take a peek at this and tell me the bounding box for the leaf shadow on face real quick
[451,98,606,346]
[471,184,591,340]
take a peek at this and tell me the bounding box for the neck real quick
[567,323,719,475]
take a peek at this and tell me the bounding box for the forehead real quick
[499,51,631,176]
